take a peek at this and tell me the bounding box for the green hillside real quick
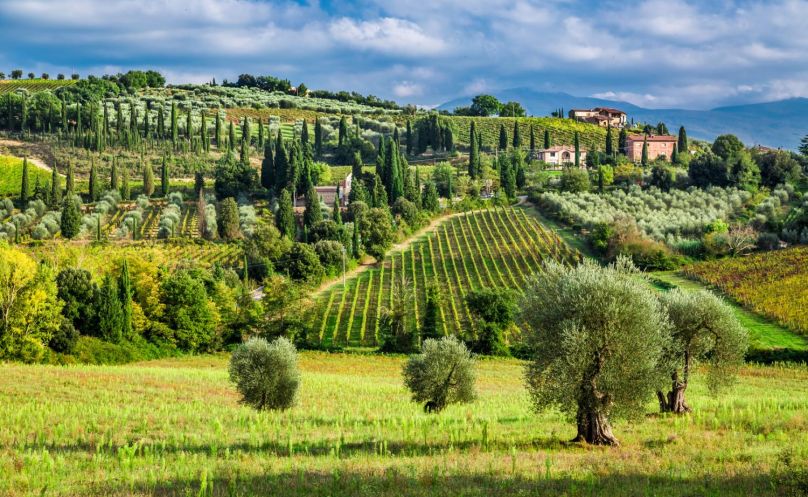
[0,79,77,94]
[0,156,52,197]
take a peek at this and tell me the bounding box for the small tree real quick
[217,197,241,240]
[403,336,476,413]
[420,284,444,341]
[60,195,82,239]
[521,258,671,446]
[19,158,30,206]
[229,337,300,411]
[657,289,747,413]
[379,276,418,353]
[143,162,155,197]
[275,188,296,239]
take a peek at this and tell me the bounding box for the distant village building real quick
[296,173,353,208]
[534,146,587,167]
[568,107,627,128]
[625,134,677,162]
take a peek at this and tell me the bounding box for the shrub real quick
[228,337,300,411]
[402,336,476,413]
[314,240,344,272]
[49,319,79,354]
[282,242,324,283]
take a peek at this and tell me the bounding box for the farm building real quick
[296,173,353,207]
[534,146,587,167]
[568,107,627,128]
[625,134,677,162]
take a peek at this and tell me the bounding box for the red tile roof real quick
[627,134,676,142]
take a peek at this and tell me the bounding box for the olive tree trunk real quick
[573,408,619,446]
[657,352,692,414]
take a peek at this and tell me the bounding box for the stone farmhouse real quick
[534,145,587,167]
[568,107,627,128]
[625,134,677,162]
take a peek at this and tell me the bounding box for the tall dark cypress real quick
[352,151,363,180]
[512,121,521,148]
[257,119,265,149]
[50,164,61,210]
[388,140,403,203]
[143,106,150,138]
[274,134,288,190]
[19,157,29,205]
[678,126,688,153]
[301,120,309,145]
[66,161,75,195]
[119,260,133,339]
[543,129,551,149]
[605,125,614,156]
[641,136,649,166]
[228,121,236,151]
[529,124,536,152]
[261,142,274,191]
[338,116,348,147]
[314,118,323,158]
[376,137,388,191]
[619,128,628,155]
[499,123,508,151]
[157,105,165,138]
[110,156,119,191]
[185,111,193,140]
[200,112,208,152]
[468,121,479,178]
[214,112,221,148]
[161,156,169,197]
[89,158,99,201]
[574,132,580,167]
[406,120,413,156]
[170,102,178,145]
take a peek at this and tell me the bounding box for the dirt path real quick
[0,138,54,173]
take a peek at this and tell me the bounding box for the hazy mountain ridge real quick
[438,88,808,149]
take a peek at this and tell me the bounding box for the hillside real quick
[0,79,77,94]
[440,89,808,149]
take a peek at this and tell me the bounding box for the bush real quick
[229,337,300,411]
[314,240,344,272]
[559,168,590,192]
[49,319,79,354]
[282,242,324,283]
[402,336,477,413]
[757,232,780,250]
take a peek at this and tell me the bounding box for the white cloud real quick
[328,17,447,56]
[392,81,423,98]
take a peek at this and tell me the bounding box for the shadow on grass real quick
[94,469,780,497]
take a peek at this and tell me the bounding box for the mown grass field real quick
[0,155,51,197]
[307,207,580,348]
[1,353,806,496]
[683,247,808,336]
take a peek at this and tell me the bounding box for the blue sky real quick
[2,0,808,109]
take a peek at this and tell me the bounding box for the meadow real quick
[0,155,51,197]
[308,207,580,347]
[683,247,808,335]
[1,352,806,497]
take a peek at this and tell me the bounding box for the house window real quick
[550,152,556,157]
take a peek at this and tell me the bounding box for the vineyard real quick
[683,247,808,335]
[0,79,77,94]
[308,207,580,348]
[442,116,614,152]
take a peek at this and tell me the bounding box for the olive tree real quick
[657,289,747,413]
[403,336,476,413]
[521,258,671,446]
[229,337,300,411]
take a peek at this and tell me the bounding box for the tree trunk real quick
[572,408,619,446]
[657,371,691,414]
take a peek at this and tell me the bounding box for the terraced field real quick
[308,207,580,347]
[0,79,77,94]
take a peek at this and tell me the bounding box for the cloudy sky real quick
[2,0,808,109]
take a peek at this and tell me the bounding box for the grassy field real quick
[308,207,580,348]
[683,248,808,336]
[1,352,806,496]
[0,155,51,197]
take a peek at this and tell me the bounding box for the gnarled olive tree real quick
[521,258,671,446]
[657,289,747,413]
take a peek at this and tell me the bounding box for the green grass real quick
[0,79,77,94]
[650,271,808,353]
[0,352,806,496]
[0,155,52,197]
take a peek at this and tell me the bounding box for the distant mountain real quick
[438,88,808,150]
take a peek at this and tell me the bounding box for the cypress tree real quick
[529,124,536,151]
[160,156,169,197]
[157,105,165,138]
[242,117,250,145]
[388,140,404,203]
[50,164,61,210]
[574,132,580,167]
[605,125,614,156]
[421,285,443,340]
[103,103,110,137]
[275,188,296,239]
[110,157,119,191]
[186,111,193,140]
[377,137,388,190]
[257,119,265,149]
[97,275,124,343]
[214,112,221,148]
[500,155,515,198]
[619,128,628,155]
[194,171,205,197]
[121,166,130,201]
[678,126,688,153]
[641,137,649,166]
[671,143,679,164]
[469,121,479,178]
[406,120,413,156]
[143,106,150,138]
[116,102,123,136]
[89,158,99,201]
[200,111,208,152]
[261,142,274,191]
[240,138,249,164]
[499,123,508,151]
[352,151,363,180]
[303,185,321,230]
[170,102,178,145]
[301,120,309,145]
[20,157,29,205]
[217,197,242,240]
[60,195,81,239]
[228,121,236,151]
[66,161,75,195]
[314,118,323,158]
[274,135,288,190]
[512,121,521,148]
[338,116,348,147]
[119,260,133,339]
[332,197,342,225]
[143,162,154,197]
[352,220,360,258]
[544,129,551,149]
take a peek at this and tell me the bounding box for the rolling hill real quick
[439,88,808,150]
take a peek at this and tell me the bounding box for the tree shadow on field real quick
[96,469,779,497]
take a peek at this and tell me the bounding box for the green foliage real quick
[229,337,300,411]
[559,167,590,193]
[403,336,476,413]
[217,197,242,240]
[360,207,395,260]
[56,268,97,334]
[421,181,440,212]
[522,258,672,445]
[281,242,324,283]
[95,275,124,343]
[158,270,219,352]
[275,188,296,239]
[712,134,745,160]
[60,195,82,239]
[214,151,258,199]
[303,185,322,230]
